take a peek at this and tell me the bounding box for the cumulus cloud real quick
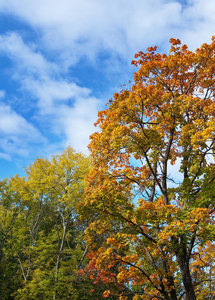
[0,32,57,77]
[0,0,184,63]
[23,78,92,112]
[0,1,214,53]
[0,102,46,158]
[22,76,101,152]
[0,32,102,155]
[59,96,101,153]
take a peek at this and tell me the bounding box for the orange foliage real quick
[80,37,215,300]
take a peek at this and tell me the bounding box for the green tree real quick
[0,147,99,299]
[81,38,215,300]
[0,179,25,299]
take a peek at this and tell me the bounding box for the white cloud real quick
[59,96,101,153]
[176,0,215,50]
[0,0,214,67]
[0,90,5,98]
[0,102,46,158]
[0,152,11,161]
[0,104,38,136]
[0,0,184,63]
[0,33,57,77]
[0,0,211,52]
[1,1,215,69]
[23,78,92,112]
[0,32,102,153]
[22,76,102,152]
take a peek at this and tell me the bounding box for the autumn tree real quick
[80,38,215,300]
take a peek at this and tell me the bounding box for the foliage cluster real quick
[80,37,215,300]
[0,147,104,299]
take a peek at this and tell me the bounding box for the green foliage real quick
[0,147,99,299]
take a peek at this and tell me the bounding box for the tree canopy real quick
[80,38,215,300]
[0,147,101,299]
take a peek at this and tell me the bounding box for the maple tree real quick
[80,38,215,300]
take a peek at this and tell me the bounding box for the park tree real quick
[80,38,215,299]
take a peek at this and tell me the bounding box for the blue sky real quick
[0,0,214,179]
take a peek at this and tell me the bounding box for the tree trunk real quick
[177,254,196,300]
[53,220,67,300]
